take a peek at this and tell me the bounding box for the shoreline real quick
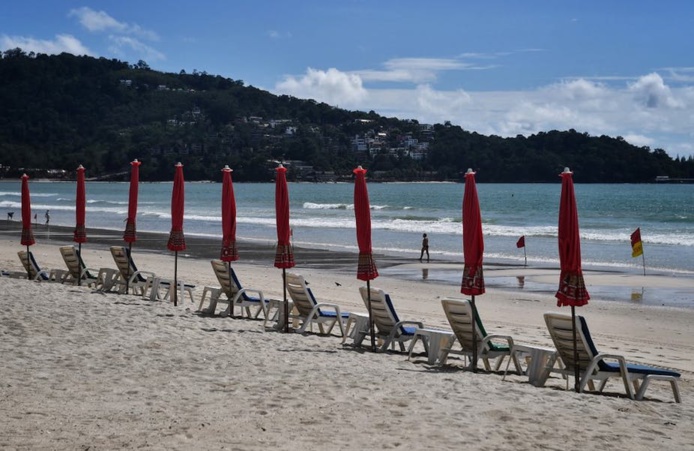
[2,219,694,308]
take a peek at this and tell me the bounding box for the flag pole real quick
[523,245,527,267]
[641,251,646,276]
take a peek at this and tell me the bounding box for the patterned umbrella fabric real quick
[123,159,141,243]
[220,165,239,262]
[73,165,87,244]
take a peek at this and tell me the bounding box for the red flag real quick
[220,165,239,262]
[631,228,643,258]
[73,165,87,243]
[516,236,525,248]
[353,166,378,281]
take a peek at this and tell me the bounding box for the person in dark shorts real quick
[419,233,429,262]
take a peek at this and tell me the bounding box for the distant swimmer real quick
[419,233,430,263]
[7,212,13,220]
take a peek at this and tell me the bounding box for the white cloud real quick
[354,57,494,84]
[275,66,694,157]
[276,68,368,107]
[69,7,159,41]
[108,36,165,62]
[0,34,91,56]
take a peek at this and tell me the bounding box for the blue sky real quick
[2,1,694,158]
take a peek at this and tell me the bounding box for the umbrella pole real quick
[523,246,527,267]
[126,242,132,294]
[26,245,31,280]
[77,243,82,286]
[173,251,178,307]
[283,268,289,333]
[572,305,580,392]
[227,263,235,318]
[367,279,375,351]
[471,295,477,372]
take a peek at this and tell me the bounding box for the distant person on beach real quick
[419,233,429,262]
[45,210,50,225]
[7,212,13,220]
[34,213,37,225]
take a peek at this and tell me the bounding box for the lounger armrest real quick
[482,334,514,349]
[80,267,100,279]
[129,270,155,285]
[394,320,424,331]
[584,353,634,399]
[231,287,266,304]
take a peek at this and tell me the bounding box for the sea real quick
[2,180,693,304]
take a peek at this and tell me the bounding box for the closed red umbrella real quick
[167,162,186,306]
[274,164,295,332]
[353,166,379,350]
[123,159,141,244]
[20,174,35,278]
[123,159,141,293]
[556,167,590,391]
[461,168,485,371]
[220,165,239,316]
[220,165,239,262]
[73,165,87,285]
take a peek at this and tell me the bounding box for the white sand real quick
[1,239,693,450]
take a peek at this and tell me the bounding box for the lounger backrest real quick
[285,272,319,317]
[441,298,489,352]
[18,250,49,280]
[544,312,595,373]
[60,246,81,279]
[210,259,247,301]
[110,246,146,283]
[359,286,402,336]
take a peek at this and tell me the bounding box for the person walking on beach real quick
[419,233,429,262]
[45,210,50,225]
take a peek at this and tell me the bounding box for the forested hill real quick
[1,49,692,183]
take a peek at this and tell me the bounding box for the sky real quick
[2,1,694,158]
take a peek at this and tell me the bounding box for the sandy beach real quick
[1,222,693,450]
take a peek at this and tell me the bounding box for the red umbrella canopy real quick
[123,159,141,243]
[274,164,295,268]
[461,169,485,296]
[20,174,35,246]
[220,165,239,262]
[73,165,87,243]
[167,162,186,252]
[353,166,378,281]
[556,168,590,307]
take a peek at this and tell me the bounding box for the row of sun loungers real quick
[3,246,681,403]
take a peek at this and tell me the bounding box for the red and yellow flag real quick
[631,228,643,258]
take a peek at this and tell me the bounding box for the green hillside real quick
[1,48,692,182]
